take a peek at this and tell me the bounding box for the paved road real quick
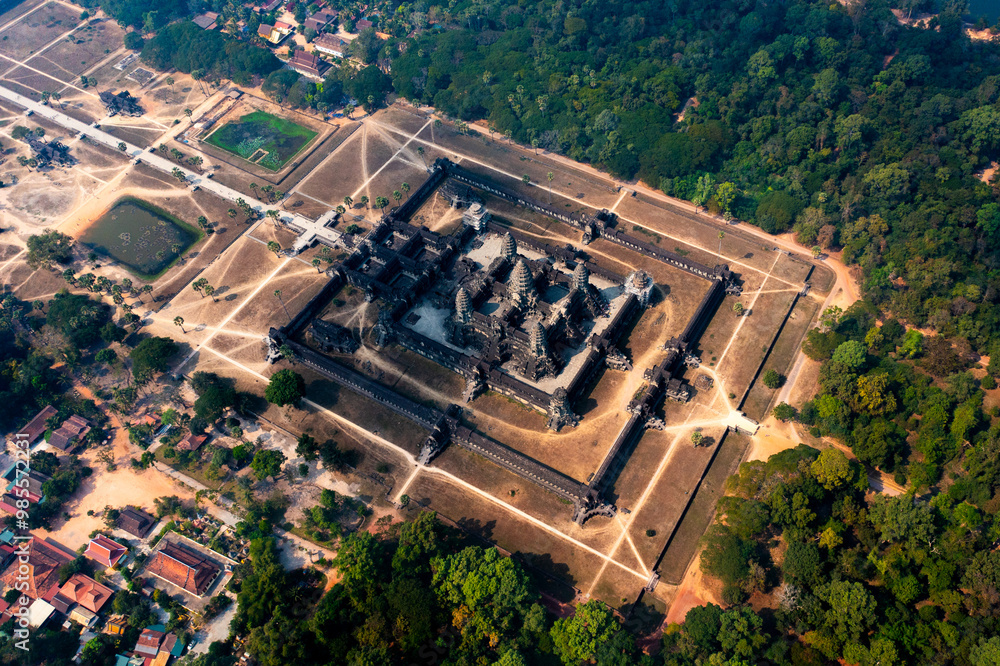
[0,83,339,249]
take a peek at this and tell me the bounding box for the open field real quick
[742,295,821,420]
[0,2,80,61]
[27,17,124,83]
[408,473,617,591]
[653,432,751,587]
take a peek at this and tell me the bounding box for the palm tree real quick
[204,285,216,302]
[375,196,389,213]
[343,195,353,208]
[416,146,425,166]
[336,205,346,215]
[531,138,539,154]
[274,289,289,321]
[392,190,402,206]
[266,210,280,226]
[345,104,354,118]
[250,183,258,197]
[117,142,127,152]
[174,316,185,333]
[718,231,725,256]
[312,258,322,272]
[359,195,369,208]
[228,208,237,219]
[197,215,208,231]
[522,174,530,186]
[433,118,442,143]
[267,241,281,256]
[401,182,410,198]
[547,171,554,203]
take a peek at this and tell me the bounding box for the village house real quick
[132,625,185,663]
[254,0,282,14]
[0,538,74,600]
[50,573,114,626]
[258,20,293,44]
[144,542,222,596]
[12,405,56,446]
[192,11,219,29]
[288,49,330,78]
[0,467,48,516]
[117,506,157,538]
[304,9,335,32]
[84,534,128,568]
[47,414,91,452]
[313,33,349,58]
[176,432,208,452]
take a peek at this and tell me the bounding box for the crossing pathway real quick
[0,83,340,250]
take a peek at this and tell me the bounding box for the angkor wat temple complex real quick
[266,158,742,524]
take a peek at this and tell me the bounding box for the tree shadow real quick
[456,517,496,541]
[520,552,575,588]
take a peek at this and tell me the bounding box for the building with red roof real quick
[14,405,57,446]
[57,573,114,614]
[85,535,127,568]
[0,538,74,600]
[144,543,221,596]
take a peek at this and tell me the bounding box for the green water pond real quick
[81,198,200,278]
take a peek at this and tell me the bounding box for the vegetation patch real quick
[205,110,317,171]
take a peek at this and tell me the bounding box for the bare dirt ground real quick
[41,446,197,550]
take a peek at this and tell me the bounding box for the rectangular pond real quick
[81,198,201,279]
[204,110,318,171]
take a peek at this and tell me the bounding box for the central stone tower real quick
[509,258,535,311]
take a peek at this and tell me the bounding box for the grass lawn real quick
[205,110,317,171]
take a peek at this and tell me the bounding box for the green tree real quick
[832,340,867,370]
[130,336,178,381]
[265,369,305,406]
[970,636,1000,665]
[761,369,782,389]
[717,606,769,661]
[715,182,737,214]
[26,230,74,269]
[868,495,935,547]
[810,448,853,490]
[550,600,619,665]
[251,449,286,480]
[822,580,876,646]
[433,546,537,645]
[773,402,796,421]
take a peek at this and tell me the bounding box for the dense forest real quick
[688,440,1000,666]
[193,512,655,666]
